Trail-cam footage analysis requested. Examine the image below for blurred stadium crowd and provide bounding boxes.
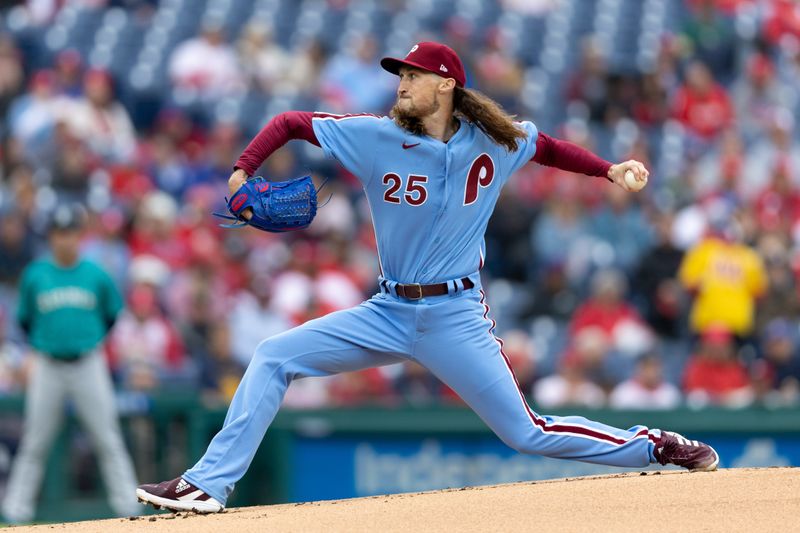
[0,0,799,411]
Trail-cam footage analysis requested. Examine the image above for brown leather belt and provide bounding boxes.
[393,277,474,300]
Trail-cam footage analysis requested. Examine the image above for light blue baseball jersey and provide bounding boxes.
[311,113,538,284]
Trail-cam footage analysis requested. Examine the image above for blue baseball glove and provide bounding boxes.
[214,175,319,233]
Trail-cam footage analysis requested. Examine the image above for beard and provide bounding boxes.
[390,94,440,136]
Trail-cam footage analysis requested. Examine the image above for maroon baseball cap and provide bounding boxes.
[381,41,466,87]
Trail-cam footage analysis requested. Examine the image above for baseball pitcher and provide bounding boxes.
[137,42,718,513]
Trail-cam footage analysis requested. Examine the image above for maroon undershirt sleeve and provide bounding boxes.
[532,132,613,181]
[234,111,320,176]
[235,118,612,181]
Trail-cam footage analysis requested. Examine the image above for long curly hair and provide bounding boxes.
[453,86,527,152]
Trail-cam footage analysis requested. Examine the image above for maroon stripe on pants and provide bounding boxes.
[478,290,648,446]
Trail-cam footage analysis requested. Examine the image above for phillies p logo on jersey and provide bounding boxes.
[463,153,495,205]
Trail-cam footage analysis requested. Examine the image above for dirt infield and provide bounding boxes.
[11,468,800,532]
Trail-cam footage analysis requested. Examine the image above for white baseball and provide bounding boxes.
[624,169,647,192]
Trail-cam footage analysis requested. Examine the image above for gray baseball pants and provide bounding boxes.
[1,351,139,523]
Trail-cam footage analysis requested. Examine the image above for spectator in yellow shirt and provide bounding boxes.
[678,223,767,338]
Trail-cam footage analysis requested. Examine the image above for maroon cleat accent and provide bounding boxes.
[654,431,720,471]
[136,477,223,513]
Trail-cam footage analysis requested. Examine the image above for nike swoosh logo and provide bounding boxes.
[402,142,420,149]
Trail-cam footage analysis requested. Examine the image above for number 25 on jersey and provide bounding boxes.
[383,173,428,205]
[381,153,496,207]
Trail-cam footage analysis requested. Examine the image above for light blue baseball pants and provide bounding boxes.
[184,279,657,504]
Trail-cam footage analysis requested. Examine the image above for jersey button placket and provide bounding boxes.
[436,148,451,240]
[419,149,449,280]
[437,150,450,238]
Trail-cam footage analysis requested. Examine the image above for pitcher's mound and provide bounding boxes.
[14,467,800,532]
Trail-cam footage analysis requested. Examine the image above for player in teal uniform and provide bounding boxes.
[137,42,718,514]
[2,205,139,523]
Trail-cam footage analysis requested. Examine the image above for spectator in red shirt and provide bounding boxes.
[754,159,800,236]
[671,61,734,146]
[763,0,800,46]
[683,324,754,407]
[569,269,654,358]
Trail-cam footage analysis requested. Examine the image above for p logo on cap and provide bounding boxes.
[381,41,466,87]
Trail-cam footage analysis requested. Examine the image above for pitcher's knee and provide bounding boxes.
[502,430,545,455]
[253,339,284,366]
[252,338,299,379]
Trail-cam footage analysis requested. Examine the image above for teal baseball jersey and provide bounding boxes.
[17,258,123,358]
[311,113,538,284]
